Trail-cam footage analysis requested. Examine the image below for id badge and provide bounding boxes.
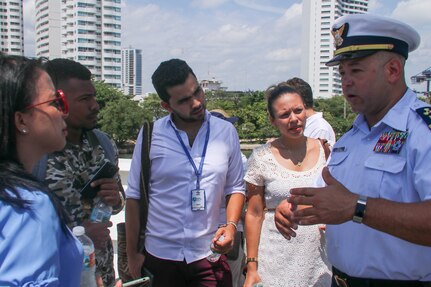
[191,189,206,211]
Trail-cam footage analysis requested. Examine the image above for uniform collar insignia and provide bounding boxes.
[416,107,431,130]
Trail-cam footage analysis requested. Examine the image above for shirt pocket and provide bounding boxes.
[328,151,349,166]
[325,151,352,188]
[364,155,406,199]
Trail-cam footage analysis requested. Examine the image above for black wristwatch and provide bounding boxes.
[352,195,368,224]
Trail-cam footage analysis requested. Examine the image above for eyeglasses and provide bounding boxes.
[25,89,69,115]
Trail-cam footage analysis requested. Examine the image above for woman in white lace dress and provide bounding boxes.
[243,83,331,287]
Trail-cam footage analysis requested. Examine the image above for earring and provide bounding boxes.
[21,128,28,134]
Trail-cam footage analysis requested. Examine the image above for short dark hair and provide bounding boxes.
[265,83,302,118]
[151,58,196,102]
[284,77,313,109]
[44,58,91,88]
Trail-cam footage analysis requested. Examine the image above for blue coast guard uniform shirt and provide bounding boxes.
[326,89,431,280]
[323,13,431,281]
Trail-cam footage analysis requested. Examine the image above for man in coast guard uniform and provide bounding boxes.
[274,14,431,287]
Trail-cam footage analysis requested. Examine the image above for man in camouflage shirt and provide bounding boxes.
[43,59,125,286]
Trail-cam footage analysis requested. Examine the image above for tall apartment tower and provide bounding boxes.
[121,48,142,96]
[300,0,368,98]
[35,0,122,88]
[35,0,61,59]
[0,0,24,56]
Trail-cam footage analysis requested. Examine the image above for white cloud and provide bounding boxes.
[204,24,259,44]
[21,0,304,92]
[20,0,431,95]
[191,0,229,9]
[121,4,189,53]
[266,48,300,61]
[234,0,286,14]
[276,2,302,28]
[367,0,383,12]
[391,0,431,25]
[390,0,431,94]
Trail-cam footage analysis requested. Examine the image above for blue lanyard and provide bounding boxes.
[170,120,210,189]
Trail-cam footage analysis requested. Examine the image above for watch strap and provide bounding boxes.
[352,195,367,223]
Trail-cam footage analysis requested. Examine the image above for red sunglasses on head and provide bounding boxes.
[25,89,69,115]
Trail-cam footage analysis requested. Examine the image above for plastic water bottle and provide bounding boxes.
[73,226,97,287]
[207,235,225,262]
[90,198,112,223]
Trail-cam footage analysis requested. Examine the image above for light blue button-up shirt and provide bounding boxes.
[325,89,431,280]
[126,111,245,263]
[0,188,83,286]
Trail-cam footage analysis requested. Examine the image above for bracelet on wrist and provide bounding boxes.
[112,192,125,213]
[246,257,258,263]
[226,221,238,230]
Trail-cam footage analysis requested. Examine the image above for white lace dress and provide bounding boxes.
[244,142,331,287]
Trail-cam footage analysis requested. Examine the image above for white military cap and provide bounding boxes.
[326,14,420,66]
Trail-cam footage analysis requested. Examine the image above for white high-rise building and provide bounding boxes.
[121,48,142,96]
[35,0,61,59]
[35,0,122,88]
[0,0,24,56]
[301,0,368,98]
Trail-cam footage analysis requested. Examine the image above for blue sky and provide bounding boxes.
[23,0,431,94]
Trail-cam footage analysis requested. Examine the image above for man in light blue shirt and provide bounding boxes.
[125,59,245,287]
[275,14,431,286]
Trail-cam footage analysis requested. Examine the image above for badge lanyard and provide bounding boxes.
[170,121,210,190]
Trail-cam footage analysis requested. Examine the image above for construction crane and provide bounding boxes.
[411,67,431,99]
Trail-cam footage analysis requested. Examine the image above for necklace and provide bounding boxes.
[277,138,307,167]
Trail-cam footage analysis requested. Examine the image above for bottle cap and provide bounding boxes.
[72,226,85,236]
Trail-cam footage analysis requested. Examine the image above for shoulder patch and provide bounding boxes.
[416,107,431,130]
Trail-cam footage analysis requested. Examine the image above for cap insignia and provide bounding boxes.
[332,23,348,47]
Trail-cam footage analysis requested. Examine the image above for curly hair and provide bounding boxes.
[151,58,196,102]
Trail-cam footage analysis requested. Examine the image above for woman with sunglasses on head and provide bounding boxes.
[0,55,83,286]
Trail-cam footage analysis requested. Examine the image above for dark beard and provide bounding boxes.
[173,104,206,123]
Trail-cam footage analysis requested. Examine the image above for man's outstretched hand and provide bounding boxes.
[287,167,358,225]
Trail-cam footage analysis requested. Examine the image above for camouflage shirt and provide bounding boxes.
[45,132,120,287]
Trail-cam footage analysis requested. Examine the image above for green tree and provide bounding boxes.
[94,80,125,109]
[109,88,356,143]
[206,90,277,141]
[206,91,242,111]
[314,95,356,138]
[141,93,169,121]
[98,97,145,144]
